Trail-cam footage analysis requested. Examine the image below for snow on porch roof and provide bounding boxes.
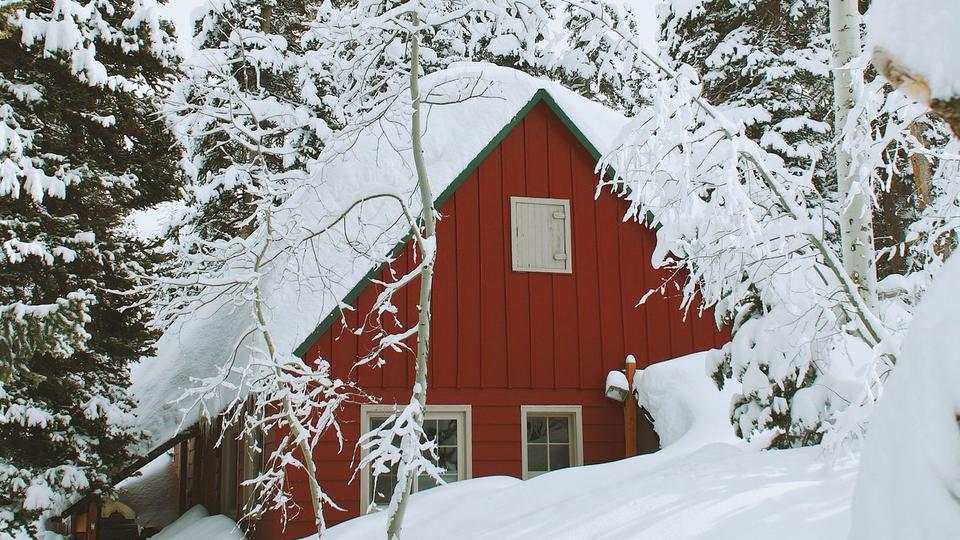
[130,62,630,453]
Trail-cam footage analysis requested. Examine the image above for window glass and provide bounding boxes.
[367,413,463,506]
[525,414,573,477]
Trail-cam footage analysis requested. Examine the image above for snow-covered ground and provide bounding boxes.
[321,445,856,540]
[849,253,960,539]
[315,352,859,540]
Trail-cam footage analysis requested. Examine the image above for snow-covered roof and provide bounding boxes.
[130,63,629,452]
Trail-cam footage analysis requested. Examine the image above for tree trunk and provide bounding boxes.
[254,214,328,537]
[908,122,933,210]
[830,0,878,312]
[385,12,436,540]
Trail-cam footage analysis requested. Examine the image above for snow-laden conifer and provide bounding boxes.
[0,0,180,535]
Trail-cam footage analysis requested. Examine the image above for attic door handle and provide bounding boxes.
[552,210,566,219]
[554,253,568,261]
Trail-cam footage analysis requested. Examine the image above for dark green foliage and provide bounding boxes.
[0,1,181,535]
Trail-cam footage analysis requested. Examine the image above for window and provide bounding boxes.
[520,406,583,479]
[510,197,573,273]
[360,405,472,512]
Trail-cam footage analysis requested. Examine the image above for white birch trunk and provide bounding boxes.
[830,0,879,311]
[386,11,436,539]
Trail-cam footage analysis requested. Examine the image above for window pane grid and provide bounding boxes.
[526,414,572,474]
[368,415,462,505]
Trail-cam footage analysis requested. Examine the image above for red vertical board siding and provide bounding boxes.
[478,146,508,388]
[433,195,459,389]
[524,106,555,389]
[619,216,650,370]
[381,252,408,388]
[641,250,673,367]
[593,184,626,370]
[546,112,580,389]
[690,291,718,353]
[570,144,604,390]
[270,101,731,536]
[501,122,532,389]
[456,170,482,387]
[500,122,533,388]
[403,245,419,388]
[355,280,381,388]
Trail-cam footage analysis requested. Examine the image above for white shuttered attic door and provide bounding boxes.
[510,197,572,273]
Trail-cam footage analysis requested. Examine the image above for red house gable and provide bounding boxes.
[251,95,729,537]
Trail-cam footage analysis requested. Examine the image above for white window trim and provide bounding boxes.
[520,405,584,480]
[510,196,573,274]
[359,404,473,513]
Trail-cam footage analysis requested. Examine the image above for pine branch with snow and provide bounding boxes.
[0,0,181,535]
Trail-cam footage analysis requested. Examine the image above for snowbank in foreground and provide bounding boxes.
[150,505,244,540]
[849,254,960,539]
[320,352,856,540]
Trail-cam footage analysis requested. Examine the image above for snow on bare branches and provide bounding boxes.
[562,0,960,450]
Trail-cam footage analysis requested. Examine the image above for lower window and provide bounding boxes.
[360,405,472,511]
[521,406,583,479]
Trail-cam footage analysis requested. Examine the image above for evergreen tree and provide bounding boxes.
[661,0,833,180]
[0,0,180,535]
[659,0,835,449]
[169,0,328,246]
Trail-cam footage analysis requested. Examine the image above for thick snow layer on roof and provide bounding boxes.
[115,453,179,530]
[867,0,960,100]
[848,253,960,539]
[131,63,629,451]
[321,351,857,540]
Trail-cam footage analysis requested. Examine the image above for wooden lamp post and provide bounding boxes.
[624,355,637,458]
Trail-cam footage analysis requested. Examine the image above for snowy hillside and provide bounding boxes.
[318,353,858,540]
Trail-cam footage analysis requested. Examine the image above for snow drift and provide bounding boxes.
[849,253,960,538]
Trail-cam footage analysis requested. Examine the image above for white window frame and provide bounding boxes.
[520,405,584,480]
[510,196,573,274]
[359,404,472,513]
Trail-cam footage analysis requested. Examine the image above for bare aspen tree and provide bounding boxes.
[385,13,436,538]
[830,0,879,310]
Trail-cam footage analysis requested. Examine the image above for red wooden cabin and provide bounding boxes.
[105,65,728,540]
